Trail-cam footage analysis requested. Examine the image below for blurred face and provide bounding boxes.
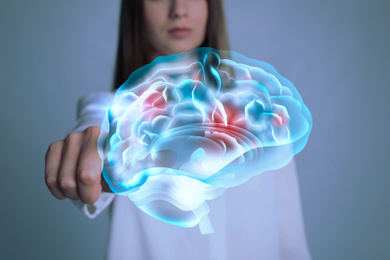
[143,0,208,61]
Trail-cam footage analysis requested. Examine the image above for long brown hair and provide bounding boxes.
[113,0,230,90]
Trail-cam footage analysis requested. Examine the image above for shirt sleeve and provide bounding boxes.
[71,91,115,133]
[275,159,312,260]
[71,91,116,219]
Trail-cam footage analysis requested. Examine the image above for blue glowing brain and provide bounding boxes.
[98,48,312,234]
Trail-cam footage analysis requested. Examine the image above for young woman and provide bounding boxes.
[45,0,311,259]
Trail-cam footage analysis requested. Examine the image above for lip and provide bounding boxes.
[168,27,192,38]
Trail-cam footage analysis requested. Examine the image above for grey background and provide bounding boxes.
[1,0,389,259]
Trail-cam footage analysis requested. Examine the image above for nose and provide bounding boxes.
[169,0,188,19]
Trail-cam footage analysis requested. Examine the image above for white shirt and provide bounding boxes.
[73,92,312,260]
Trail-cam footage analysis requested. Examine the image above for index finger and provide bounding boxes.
[76,127,103,204]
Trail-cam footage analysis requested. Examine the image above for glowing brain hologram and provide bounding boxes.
[98,48,312,234]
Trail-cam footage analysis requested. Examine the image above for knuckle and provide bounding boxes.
[77,168,99,185]
[59,179,77,192]
[45,140,62,160]
[64,132,81,145]
[45,176,57,189]
[83,126,100,138]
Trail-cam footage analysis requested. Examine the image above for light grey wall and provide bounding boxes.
[1,0,389,259]
[225,1,390,259]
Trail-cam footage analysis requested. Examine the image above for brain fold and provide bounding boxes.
[98,47,312,234]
